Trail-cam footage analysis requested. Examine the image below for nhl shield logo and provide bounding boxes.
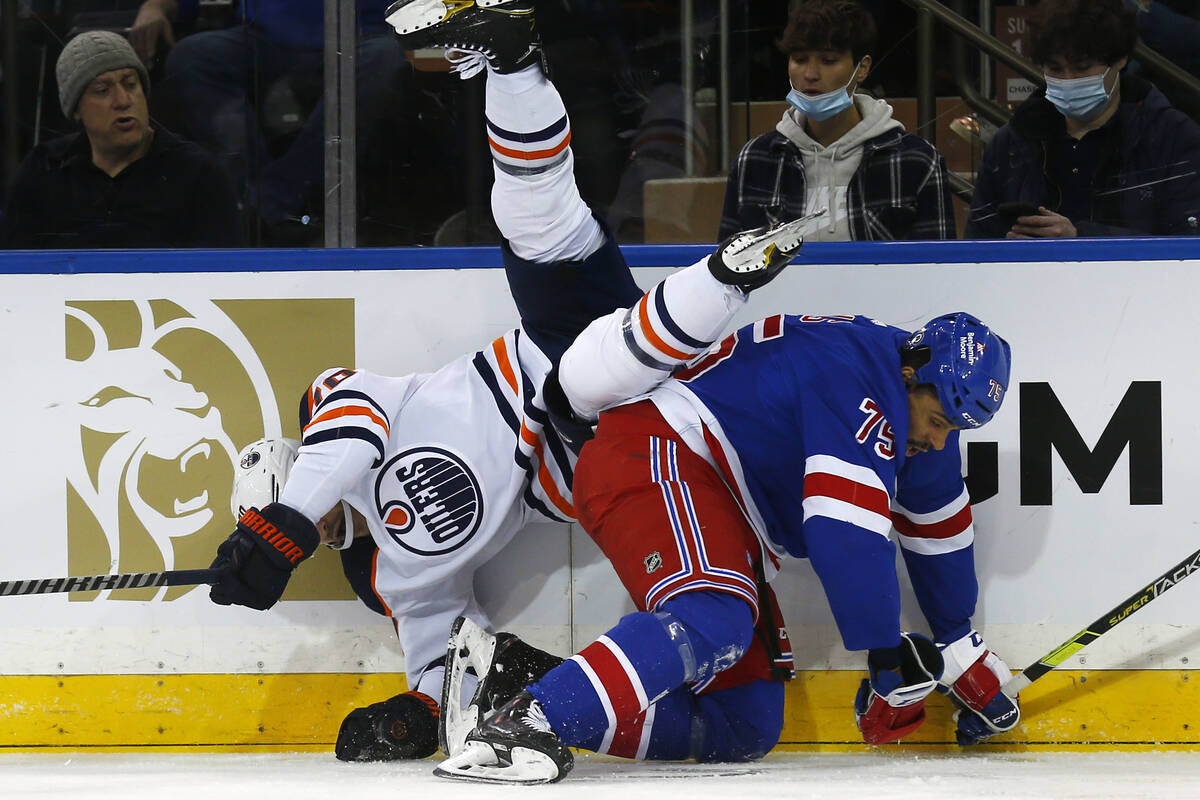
[644,551,663,574]
[375,445,484,556]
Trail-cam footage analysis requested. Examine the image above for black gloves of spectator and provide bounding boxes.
[209,503,320,610]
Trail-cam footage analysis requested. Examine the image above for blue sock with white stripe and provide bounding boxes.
[527,592,754,748]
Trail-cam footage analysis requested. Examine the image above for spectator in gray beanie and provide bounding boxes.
[57,31,151,118]
[0,31,242,247]
[55,31,154,175]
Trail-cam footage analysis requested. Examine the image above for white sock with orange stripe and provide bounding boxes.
[558,258,747,419]
[486,64,605,263]
[624,259,747,372]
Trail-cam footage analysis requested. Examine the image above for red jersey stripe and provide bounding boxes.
[892,503,974,540]
[577,640,642,721]
[606,710,649,758]
[803,472,891,517]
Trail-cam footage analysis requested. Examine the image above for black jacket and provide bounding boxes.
[965,74,1200,238]
[1,126,242,249]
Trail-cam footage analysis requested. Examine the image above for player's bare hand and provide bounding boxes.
[1006,207,1077,239]
[130,0,176,66]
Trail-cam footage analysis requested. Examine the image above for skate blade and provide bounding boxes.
[440,616,497,757]
[432,740,563,785]
[385,0,520,36]
[748,211,823,256]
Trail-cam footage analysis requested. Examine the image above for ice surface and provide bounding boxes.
[3,750,1199,800]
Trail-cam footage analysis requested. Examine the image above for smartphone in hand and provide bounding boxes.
[997,201,1040,226]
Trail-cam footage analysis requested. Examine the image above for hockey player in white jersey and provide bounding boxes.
[209,0,808,764]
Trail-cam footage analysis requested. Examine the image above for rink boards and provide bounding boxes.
[1,238,1199,749]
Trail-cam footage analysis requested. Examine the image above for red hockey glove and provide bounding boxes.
[854,632,944,745]
[937,629,1021,746]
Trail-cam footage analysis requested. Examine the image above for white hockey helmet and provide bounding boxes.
[229,437,357,550]
[230,437,300,520]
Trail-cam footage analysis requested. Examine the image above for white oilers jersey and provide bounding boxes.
[278,328,576,681]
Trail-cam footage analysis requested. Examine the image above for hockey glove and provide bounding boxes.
[209,504,319,611]
[854,632,944,745]
[937,629,1021,746]
[707,216,807,293]
[335,691,440,761]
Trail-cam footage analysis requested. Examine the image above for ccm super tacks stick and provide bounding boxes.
[1003,545,1200,696]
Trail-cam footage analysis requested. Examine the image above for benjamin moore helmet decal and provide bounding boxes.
[375,446,484,556]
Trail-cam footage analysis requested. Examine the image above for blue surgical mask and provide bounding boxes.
[1044,68,1115,121]
[786,62,861,122]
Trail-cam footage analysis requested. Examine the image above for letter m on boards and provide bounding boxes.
[1019,382,1162,505]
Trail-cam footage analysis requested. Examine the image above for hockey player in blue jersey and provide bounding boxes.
[436,307,1019,784]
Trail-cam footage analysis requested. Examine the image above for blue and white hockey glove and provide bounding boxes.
[854,632,944,745]
[937,629,1021,746]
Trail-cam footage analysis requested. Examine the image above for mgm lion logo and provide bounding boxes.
[62,298,355,601]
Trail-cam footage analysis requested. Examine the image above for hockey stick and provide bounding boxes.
[1003,545,1200,697]
[0,567,226,597]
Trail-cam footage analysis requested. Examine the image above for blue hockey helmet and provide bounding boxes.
[901,313,1012,429]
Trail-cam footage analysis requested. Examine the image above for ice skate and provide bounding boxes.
[439,615,564,757]
[385,0,544,75]
[433,690,573,784]
[708,212,820,293]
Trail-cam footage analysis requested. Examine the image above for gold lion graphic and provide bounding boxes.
[63,299,283,600]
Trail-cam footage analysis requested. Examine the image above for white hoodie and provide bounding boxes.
[776,94,905,240]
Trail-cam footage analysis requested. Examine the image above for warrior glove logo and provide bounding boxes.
[375,446,484,556]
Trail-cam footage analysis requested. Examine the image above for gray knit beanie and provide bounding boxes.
[56,31,150,117]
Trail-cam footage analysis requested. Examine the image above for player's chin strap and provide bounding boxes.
[325,500,357,550]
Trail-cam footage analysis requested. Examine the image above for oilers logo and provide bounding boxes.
[375,446,484,556]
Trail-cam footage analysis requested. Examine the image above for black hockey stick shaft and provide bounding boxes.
[0,567,226,597]
[1003,545,1200,696]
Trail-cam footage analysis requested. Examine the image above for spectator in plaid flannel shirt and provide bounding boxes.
[719,0,955,241]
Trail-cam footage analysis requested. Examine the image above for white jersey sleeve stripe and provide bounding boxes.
[802,495,894,537]
[897,526,975,555]
[892,486,970,524]
[804,453,888,492]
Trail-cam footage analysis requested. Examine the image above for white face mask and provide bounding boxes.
[786,60,862,122]
[1044,68,1115,121]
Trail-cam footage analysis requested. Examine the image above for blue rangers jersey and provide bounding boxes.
[648,314,978,651]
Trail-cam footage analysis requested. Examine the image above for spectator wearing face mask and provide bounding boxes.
[719,0,955,242]
[965,0,1200,238]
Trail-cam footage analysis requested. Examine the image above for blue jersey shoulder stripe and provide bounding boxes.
[518,368,575,489]
[471,351,521,436]
[320,389,389,422]
[302,427,385,468]
[518,456,571,524]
